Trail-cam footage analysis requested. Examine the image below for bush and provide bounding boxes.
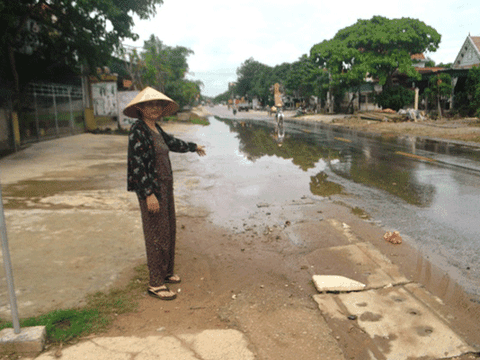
[374,86,414,111]
[455,66,480,117]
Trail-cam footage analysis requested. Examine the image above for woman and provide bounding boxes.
[124,87,206,300]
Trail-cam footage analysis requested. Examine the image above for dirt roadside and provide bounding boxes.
[298,111,480,145]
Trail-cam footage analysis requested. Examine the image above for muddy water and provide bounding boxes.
[190,115,480,297]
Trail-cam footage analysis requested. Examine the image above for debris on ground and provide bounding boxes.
[383,231,403,244]
[356,109,426,122]
[398,108,426,121]
[357,111,405,122]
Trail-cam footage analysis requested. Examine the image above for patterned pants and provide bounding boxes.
[137,179,176,287]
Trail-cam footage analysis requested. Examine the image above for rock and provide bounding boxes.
[383,231,402,244]
[256,203,270,208]
[312,275,366,293]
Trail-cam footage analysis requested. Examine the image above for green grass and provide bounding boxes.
[351,206,371,220]
[189,117,210,126]
[164,114,210,126]
[0,264,149,344]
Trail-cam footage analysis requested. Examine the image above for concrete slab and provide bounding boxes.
[0,326,46,356]
[179,329,255,360]
[34,330,255,360]
[282,219,352,249]
[313,275,366,293]
[327,219,359,243]
[313,286,474,360]
[306,242,409,289]
[0,209,145,318]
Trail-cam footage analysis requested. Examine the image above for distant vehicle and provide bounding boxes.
[237,102,252,112]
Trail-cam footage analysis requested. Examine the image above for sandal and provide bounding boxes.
[165,275,181,284]
[148,285,177,300]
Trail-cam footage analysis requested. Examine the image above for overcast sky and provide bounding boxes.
[123,0,479,98]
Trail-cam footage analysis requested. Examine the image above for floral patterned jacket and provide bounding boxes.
[127,119,197,199]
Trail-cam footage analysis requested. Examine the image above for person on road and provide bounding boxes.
[124,87,206,300]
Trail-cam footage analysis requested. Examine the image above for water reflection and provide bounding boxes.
[330,152,435,207]
[198,115,480,295]
[218,118,340,171]
[274,120,285,147]
[216,117,435,206]
[310,172,344,197]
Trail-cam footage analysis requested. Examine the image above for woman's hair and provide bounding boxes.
[135,107,143,120]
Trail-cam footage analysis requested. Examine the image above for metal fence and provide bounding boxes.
[19,83,85,144]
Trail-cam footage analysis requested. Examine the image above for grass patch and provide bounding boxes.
[351,206,371,219]
[0,264,149,345]
[164,114,210,126]
[189,117,210,126]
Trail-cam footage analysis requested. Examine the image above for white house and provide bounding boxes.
[453,35,480,69]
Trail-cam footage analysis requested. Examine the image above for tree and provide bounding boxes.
[124,48,146,90]
[424,73,452,119]
[311,16,441,101]
[235,58,269,98]
[142,35,193,93]
[213,90,232,104]
[455,66,480,117]
[286,54,325,102]
[310,36,365,92]
[0,0,163,106]
[374,86,415,111]
[271,62,291,87]
[130,35,201,109]
[437,62,453,69]
[253,66,274,105]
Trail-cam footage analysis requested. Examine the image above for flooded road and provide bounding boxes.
[191,107,480,296]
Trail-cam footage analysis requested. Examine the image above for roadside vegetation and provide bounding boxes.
[164,113,210,126]
[351,207,371,220]
[119,35,205,110]
[0,265,149,345]
[215,16,480,119]
[2,0,208,115]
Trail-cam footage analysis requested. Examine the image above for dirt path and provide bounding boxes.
[297,112,480,145]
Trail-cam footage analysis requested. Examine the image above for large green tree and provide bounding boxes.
[235,58,269,98]
[311,16,441,91]
[0,0,162,104]
[286,54,325,100]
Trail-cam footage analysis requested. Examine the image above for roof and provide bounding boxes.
[411,53,426,61]
[471,36,480,52]
[415,67,446,74]
[453,35,480,69]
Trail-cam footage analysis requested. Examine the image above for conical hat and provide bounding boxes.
[123,86,179,118]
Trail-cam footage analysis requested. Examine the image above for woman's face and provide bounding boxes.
[137,101,164,120]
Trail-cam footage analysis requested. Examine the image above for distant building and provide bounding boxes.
[453,35,480,69]
[411,53,428,68]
